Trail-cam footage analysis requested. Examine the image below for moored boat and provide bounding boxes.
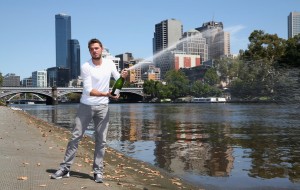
[191,97,226,103]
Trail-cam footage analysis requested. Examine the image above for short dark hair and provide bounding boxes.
[88,38,103,49]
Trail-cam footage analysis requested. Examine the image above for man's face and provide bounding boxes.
[89,43,102,60]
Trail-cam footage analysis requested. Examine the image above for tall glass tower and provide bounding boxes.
[288,12,300,38]
[55,13,71,68]
[69,39,81,80]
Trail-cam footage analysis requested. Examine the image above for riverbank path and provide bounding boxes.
[0,106,200,190]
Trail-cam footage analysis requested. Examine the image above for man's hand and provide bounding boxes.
[107,90,120,99]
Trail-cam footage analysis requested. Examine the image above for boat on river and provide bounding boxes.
[191,97,226,103]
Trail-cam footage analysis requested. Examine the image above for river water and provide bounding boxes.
[11,103,300,190]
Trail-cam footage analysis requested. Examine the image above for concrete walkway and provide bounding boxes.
[0,106,201,190]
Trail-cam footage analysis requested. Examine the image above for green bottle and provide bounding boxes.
[111,77,125,96]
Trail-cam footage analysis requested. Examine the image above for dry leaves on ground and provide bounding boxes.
[17,176,28,180]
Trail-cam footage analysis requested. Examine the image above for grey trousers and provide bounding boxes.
[59,103,109,176]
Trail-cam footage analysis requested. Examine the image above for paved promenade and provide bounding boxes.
[0,106,201,190]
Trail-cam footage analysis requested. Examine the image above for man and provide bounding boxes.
[51,38,128,183]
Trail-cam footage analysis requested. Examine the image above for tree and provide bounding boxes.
[229,60,279,99]
[242,30,286,64]
[203,68,220,86]
[281,34,300,67]
[164,70,190,100]
[191,80,222,97]
[66,93,81,102]
[190,80,203,96]
[143,80,160,99]
[229,30,286,99]
[156,82,172,100]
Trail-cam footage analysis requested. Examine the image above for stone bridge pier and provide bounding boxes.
[45,87,58,105]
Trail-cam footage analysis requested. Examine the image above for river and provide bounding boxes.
[10,103,300,190]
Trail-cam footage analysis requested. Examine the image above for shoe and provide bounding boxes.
[51,169,70,179]
[94,174,103,183]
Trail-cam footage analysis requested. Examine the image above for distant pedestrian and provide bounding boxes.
[51,38,128,183]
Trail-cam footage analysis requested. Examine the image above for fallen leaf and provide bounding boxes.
[117,182,123,185]
[150,184,161,187]
[39,184,47,187]
[172,181,182,186]
[17,176,28,180]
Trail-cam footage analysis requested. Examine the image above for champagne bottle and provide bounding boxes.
[111,76,125,96]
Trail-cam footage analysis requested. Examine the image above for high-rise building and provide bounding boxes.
[153,19,183,79]
[288,12,300,38]
[153,19,183,54]
[47,67,70,87]
[3,73,20,87]
[196,21,231,60]
[22,77,32,87]
[32,71,47,87]
[55,13,71,68]
[177,29,208,63]
[69,39,80,80]
[55,13,81,83]
[115,52,134,71]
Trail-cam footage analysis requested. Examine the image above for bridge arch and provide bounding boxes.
[1,87,144,104]
[7,93,46,101]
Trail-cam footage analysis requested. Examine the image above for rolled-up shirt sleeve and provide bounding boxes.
[81,64,93,96]
[111,64,120,80]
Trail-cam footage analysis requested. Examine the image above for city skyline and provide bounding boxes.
[0,0,299,79]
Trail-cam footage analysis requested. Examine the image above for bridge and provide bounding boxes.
[0,87,144,105]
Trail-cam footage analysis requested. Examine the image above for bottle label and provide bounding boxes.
[114,89,120,95]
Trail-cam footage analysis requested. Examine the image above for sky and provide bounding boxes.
[0,0,299,79]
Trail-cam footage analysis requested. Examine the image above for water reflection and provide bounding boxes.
[13,103,300,189]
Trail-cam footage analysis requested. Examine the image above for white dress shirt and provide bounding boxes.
[80,58,120,105]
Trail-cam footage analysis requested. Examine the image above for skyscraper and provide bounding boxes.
[153,19,183,54]
[55,13,71,68]
[196,21,231,60]
[69,39,80,80]
[153,19,183,79]
[288,12,300,38]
